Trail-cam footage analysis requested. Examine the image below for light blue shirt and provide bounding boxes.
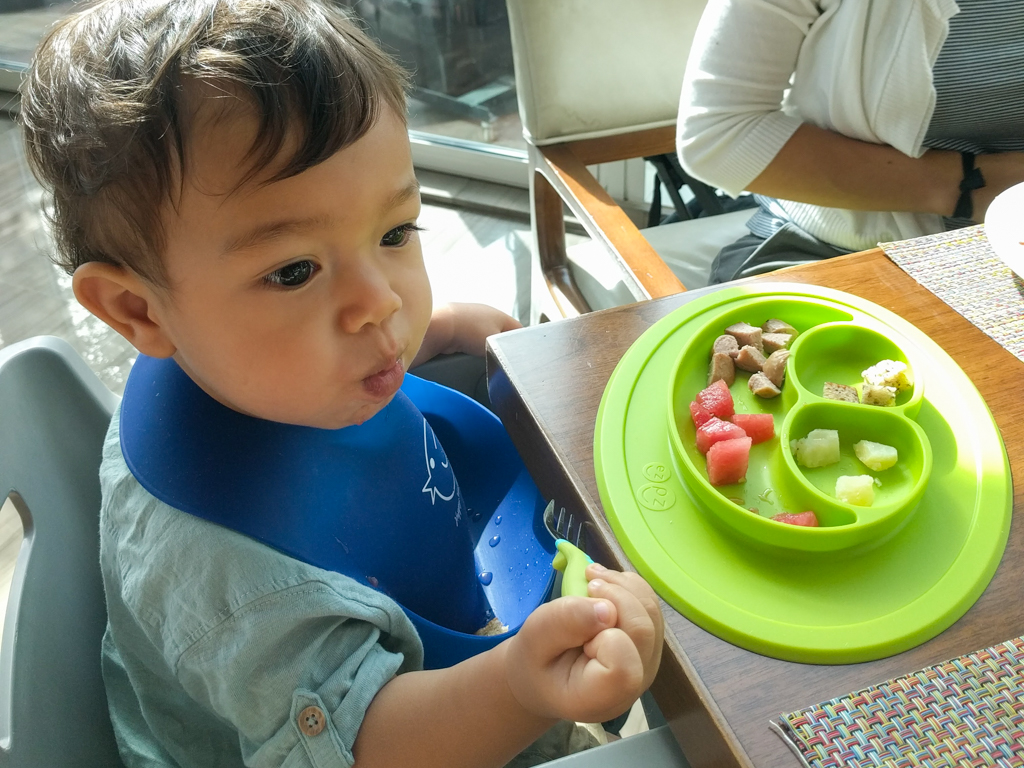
[98,408,424,767]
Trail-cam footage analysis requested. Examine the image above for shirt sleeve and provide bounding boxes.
[676,0,822,197]
[174,579,421,768]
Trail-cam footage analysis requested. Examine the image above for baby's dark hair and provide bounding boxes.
[20,0,408,285]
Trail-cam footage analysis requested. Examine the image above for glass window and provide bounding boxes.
[340,0,525,151]
[0,1,528,184]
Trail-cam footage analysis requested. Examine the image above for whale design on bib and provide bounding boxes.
[422,420,458,506]
[119,355,554,668]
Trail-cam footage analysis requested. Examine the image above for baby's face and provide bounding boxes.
[149,106,431,429]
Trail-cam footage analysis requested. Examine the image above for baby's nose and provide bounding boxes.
[334,264,402,333]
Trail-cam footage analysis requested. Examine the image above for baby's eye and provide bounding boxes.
[380,223,423,248]
[263,259,318,288]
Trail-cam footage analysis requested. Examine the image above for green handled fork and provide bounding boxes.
[542,500,593,598]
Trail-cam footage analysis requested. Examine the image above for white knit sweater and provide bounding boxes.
[677,0,960,252]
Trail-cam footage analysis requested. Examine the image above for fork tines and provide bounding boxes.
[553,506,587,552]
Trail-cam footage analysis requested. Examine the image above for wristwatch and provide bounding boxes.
[953,152,986,219]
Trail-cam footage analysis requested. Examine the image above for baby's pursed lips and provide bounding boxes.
[363,344,403,380]
[367,357,401,379]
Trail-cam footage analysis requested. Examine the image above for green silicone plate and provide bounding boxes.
[594,284,1012,664]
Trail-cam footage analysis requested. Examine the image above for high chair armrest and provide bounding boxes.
[531,126,687,317]
[542,725,691,767]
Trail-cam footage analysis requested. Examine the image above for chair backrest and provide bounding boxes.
[0,337,123,768]
[507,0,708,145]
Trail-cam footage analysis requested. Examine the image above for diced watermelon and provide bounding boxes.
[731,413,775,444]
[696,417,748,455]
[771,511,819,527]
[695,379,734,420]
[706,436,752,486]
[689,401,714,428]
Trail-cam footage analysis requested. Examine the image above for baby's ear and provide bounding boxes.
[72,262,177,358]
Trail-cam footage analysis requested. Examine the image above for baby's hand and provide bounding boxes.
[504,565,664,724]
[444,302,521,357]
[413,303,521,366]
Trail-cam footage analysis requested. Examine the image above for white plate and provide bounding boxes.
[984,181,1024,277]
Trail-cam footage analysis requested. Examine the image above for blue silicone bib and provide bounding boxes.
[120,355,554,668]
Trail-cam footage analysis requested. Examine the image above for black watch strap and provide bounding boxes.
[953,151,986,219]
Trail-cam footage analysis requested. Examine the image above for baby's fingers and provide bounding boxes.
[572,627,645,720]
[586,576,662,682]
[586,565,662,624]
[519,595,618,664]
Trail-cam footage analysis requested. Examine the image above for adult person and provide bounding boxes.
[677,0,1024,283]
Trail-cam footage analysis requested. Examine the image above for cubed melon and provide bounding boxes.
[695,379,735,420]
[771,511,819,527]
[854,440,898,471]
[696,417,748,455]
[706,436,752,486]
[731,413,775,444]
[836,475,875,506]
[790,429,840,468]
[689,400,714,428]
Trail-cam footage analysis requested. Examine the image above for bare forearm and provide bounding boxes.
[411,303,521,367]
[353,642,555,768]
[412,304,457,367]
[747,123,961,216]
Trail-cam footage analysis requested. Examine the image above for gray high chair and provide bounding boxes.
[0,336,123,768]
[0,336,689,768]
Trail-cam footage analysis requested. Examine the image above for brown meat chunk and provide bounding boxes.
[712,334,740,358]
[708,351,736,386]
[763,349,790,388]
[823,381,859,403]
[762,318,798,337]
[725,322,763,353]
[734,345,767,373]
[748,372,781,398]
[763,333,793,354]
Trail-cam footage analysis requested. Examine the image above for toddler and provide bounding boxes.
[20,1,664,766]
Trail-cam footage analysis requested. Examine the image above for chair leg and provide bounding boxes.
[646,155,693,222]
[667,154,725,217]
[648,178,663,228]
[646,154,727,221]
[531,167,591,319]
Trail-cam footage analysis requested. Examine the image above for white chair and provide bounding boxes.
[506,0,753,320]
[0,336,123,768]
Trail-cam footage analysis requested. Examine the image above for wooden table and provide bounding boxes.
[485,248,1024,768]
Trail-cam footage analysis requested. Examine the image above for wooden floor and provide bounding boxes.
[0,115,585,640]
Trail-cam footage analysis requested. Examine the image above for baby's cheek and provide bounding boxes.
[408,293,433,354]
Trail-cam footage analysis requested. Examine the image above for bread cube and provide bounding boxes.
[823,381,859,403]
[835,475,875,506]
[854,440,898,471]
[790,429,840,468]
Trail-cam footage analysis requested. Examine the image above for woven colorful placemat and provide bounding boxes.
[772,635,1024,767]
[879,225,1024,363]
